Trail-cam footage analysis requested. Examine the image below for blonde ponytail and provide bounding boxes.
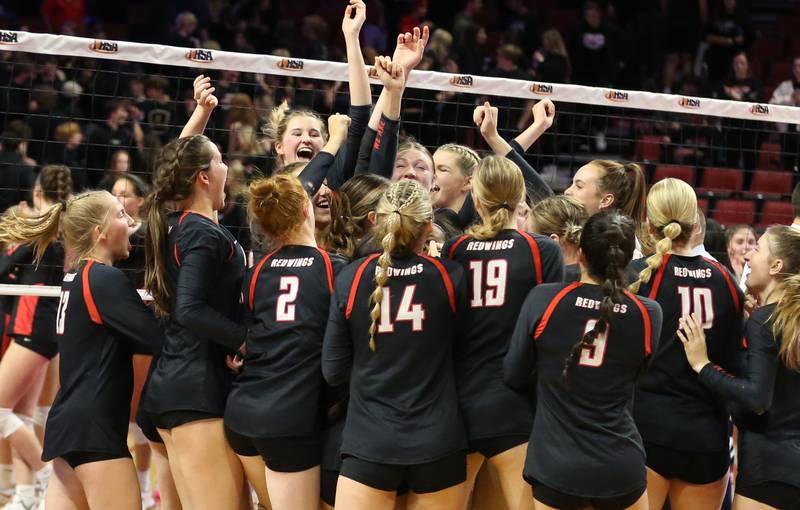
[763,226,800,371]
[368,180,433,351]
[0,203,64,263]
[469,156,524,241]
[629,178,697,293]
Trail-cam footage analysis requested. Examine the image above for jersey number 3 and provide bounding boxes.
[469,260,508,308]
[56,290,69,335]
[578,319,609,368]
[377,285,425,333]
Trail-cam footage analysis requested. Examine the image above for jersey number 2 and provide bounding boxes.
[677,286,714,328]
[56,290,69,335]
[469,260,508,308]
[276,276,299,322]
[578,319,609,367]
[377,285,425,333]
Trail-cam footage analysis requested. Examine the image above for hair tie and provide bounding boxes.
[498,203,512,211]
[666,219,682,226]
[393,209,402,215]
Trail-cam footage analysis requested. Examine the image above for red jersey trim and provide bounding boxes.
[704,257,741,312]
[534,281,582,340]
[317,248,335,294]
[647,253,672,300]
[11,285,43,336]
[624,290,652,355]
[248,249,279,311]
[173,211,192,267]
[420,254,456,313]
[517,230,543,284]
[346,254,380,319]
[742,336,748,349]
[447,234,471,260]
[83,260,102,325]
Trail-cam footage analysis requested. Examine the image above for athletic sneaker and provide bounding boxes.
[1,495,38,510]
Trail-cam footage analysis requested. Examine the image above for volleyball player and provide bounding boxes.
[443,156,562,510]
[629,178,744,510]
[142,105,251,510]
[529,196,588,282]
[430,144,478,213]
[678,225,800,510]
[224,173,345,510]
[322,179,468,509]
[323,174,390,260]
[505,210,663,510]
[0,189,163,509]
[0,165,72,509]
[263,0,372,233]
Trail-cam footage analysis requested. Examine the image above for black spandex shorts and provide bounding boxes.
[645,442,730,485]
[224,426,320,472]
[339,452,465,494]
[61,451,131,469]
[14,335,57,360]
[468,435,528,459]
[736,480,800,510]
[135,407,163,444]
[531,478,645,510]
[150,409,219,431]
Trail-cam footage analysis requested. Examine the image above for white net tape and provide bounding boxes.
[1,29,799,124]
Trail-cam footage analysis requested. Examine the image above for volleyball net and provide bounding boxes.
[0,30,799,295]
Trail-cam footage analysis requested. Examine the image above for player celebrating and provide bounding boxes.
[629,178,744,510]
[444,155,563,510]
[505,210,662,510]
[679,225,800,509]
[323,179,468,509]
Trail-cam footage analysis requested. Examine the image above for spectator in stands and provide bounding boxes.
[490,44,527,130]
[453,23,488,75]
[41,0,86,35]
[228,0,277,53]
[452,0,482,51]
[297,15,330,61]
[719,52,762,171]
[661,0,707,93]
[726,224,756,280]
[528,29,571,84]
[570,1,617,86]
[426,29,454,71]
[0,123,35,212]
[792,182,800,230]
[167,11,200,47]
[85,100,142,186]
[47,121,87,190]
[703,0,751,85]
[770,56,800,172]
[500,0,540,56]
[97,149,130,191]
[35,58,66,91]
[140,77,174,144]
[0,59,35,116]
[705,218,729,266]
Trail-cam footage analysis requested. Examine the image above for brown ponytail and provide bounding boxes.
[324,174,390,259]
[144,135,215,316]
[39,165,73,204]
[562,210,636,384]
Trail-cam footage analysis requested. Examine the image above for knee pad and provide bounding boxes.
[0,409,24,438]
[33,406,50,428]
[129,422,148,446]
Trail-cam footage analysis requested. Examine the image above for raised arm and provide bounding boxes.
[514,99,556,152]
[342,0,371,108]
[179,75,219,138]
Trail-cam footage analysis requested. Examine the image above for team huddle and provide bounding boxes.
[0,1,797,510]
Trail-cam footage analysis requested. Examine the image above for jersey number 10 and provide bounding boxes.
[677,286,714,328]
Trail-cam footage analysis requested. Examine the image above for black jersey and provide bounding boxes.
[322,253,468,464]
[144,211,247,418]
[631,254,744,453]
[563,263,581,283]
[225,245,345,438]
[8,243,64,342]
[444,229,563,442]
[505,282,662,498]
[115,223,146,289]
[42,260,163,461]
[698,303,800,488]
